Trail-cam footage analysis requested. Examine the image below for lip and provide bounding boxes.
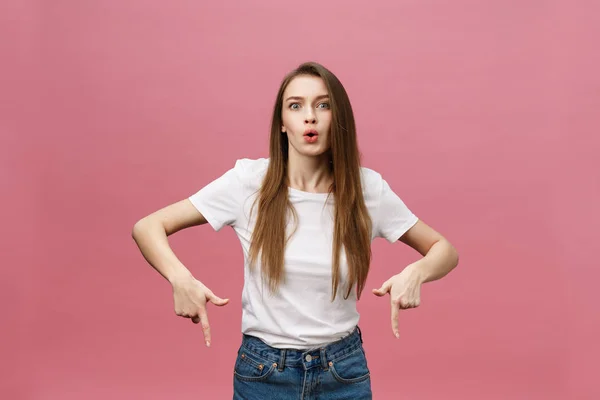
[303,129,319,144]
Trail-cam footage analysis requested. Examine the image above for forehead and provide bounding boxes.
[283,75,328,98]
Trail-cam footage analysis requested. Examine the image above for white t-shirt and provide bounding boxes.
[188,158,418,349]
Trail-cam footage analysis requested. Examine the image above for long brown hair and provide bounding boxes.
[248,61,372,301]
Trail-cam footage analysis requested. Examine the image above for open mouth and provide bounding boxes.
[304,130,319,143]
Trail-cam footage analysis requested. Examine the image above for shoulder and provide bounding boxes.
[360,166,385,197]
[231,157,269,188]
[233,157,269,175]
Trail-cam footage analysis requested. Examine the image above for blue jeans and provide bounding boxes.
[232,326,372,399]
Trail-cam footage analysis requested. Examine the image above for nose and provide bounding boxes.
[304,110,317,124]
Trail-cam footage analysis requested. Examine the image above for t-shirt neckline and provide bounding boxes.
[287,186,332,199]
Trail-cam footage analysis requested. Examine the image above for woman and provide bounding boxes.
[132,61,459,399]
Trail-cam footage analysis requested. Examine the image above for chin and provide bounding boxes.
[289,139,330,158]
[301,148,329,158]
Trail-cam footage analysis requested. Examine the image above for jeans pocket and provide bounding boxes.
[329,348,371,384]
[233,349,277,382]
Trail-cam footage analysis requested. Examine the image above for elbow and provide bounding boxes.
[439,238,459,270]
[132,217,150,241]
[131,220,141,241]
[132,216,167,241]
[450,243,460,269]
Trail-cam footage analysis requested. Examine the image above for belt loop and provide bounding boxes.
[278,349,286,372]
[356,325,363,343]
[320,347,328,370]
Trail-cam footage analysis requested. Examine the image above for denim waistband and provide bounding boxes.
[239,326,364,372]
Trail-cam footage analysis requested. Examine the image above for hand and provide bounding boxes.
[172,277,229,347]
[372,263,423,338]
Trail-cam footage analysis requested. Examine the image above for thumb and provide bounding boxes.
[372,280,391,297]
[208,294,230,306]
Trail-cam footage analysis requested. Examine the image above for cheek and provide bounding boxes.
[321,115,332,131]
[281,113,295,130]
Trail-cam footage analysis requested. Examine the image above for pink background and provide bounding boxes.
[2,1,598,399]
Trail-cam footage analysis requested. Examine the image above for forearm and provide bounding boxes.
[411,238,459,284]
[131,218,194,285]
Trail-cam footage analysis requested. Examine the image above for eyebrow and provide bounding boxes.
[284,94,330,102]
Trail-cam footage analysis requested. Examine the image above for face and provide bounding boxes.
[281,75,332,159]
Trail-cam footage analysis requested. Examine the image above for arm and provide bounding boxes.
[131,199,206,285]
[373,219,459,338]
[398,219,459,284]
[131,199,228,347]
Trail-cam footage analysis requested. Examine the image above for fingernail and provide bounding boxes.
[395,333,399,339]
[206,341,210,347]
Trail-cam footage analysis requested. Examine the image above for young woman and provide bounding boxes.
[132,61,459,399]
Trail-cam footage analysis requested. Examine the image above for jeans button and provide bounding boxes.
[305,354,312,362]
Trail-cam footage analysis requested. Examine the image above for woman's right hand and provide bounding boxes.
[171,277,229,347]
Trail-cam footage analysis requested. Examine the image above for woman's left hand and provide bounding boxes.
[372,263,424,338]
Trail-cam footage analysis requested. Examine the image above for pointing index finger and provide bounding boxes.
[197,305,211,347]
[391,300,399,338]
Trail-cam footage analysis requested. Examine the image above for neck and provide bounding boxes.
[287,151,332,194]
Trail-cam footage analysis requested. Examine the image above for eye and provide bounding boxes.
[289,103,300,110]
[318,102,330,109]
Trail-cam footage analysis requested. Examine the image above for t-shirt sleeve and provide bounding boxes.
[373,178,419,243]
[188,160,246,232]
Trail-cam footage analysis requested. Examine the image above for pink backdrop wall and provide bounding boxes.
[2,1,598,399]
